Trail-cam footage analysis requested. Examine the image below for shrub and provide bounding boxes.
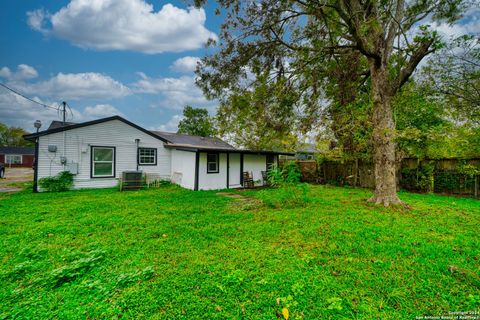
[39,171,74,192]
[417,161,435,193]
[258,161,310,208]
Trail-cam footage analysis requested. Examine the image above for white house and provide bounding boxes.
[24,116,292,192]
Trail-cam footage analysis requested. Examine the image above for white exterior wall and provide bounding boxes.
[197,152,228,190]
[170,150,196,189]
[244,154,267,186]
[197,152,272,190]
[37,119,170,190]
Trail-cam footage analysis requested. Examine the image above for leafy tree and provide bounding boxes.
[193,0,470,206]
[216,74,301,150]
[177,106,216,137]
[422,35,480,124]
[0,122,33,147]
[394,82,449,159]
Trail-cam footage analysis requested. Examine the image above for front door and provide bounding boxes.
[228,153,241,187]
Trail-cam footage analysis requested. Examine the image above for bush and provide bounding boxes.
[258,161,310,208]
[39,171,74,192]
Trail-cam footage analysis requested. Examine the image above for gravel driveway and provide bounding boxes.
[0,167,33,193]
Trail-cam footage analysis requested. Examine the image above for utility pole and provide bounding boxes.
[62,101,67,124]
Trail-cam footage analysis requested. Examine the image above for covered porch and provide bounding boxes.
[166,145,293,190]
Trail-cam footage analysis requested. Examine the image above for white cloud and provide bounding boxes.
[0,64,38,81]
[26,9,50,33]
[156,114,183,132]
[15,72,131,100]
[0,91,64,130]
[432,8,480,39]
[170,56,200,73]
[27,0,217,54]
[83,104,124,119]
[0,88,127,130]
[132,73,217,111]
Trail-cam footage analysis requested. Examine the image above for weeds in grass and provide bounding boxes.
[0,185,478,318]
[48,250,105,288]
[259,162,311,208]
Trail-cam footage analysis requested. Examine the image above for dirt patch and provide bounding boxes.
[216,191,262,212]
[0,167,33,193]
[216,192,252,200]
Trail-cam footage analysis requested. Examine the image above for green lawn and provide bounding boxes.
[0,185,479,319]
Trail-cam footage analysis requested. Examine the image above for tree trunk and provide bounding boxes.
[368,64,403,206]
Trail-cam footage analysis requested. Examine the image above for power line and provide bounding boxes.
[0,82,59,110]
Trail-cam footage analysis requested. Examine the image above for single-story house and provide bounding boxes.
[24,116,292,192]
[0,146,35,167]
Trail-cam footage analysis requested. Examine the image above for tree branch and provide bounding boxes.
[393,38,435,93]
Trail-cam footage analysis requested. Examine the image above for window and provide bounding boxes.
[138,148,157,165]
[207,153,219,173]
[5,154,22,164]
[91,147,115,178]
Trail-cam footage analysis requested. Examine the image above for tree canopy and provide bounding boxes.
[193,0,472,205]
[0,123,33,147]
[177,105,216,137]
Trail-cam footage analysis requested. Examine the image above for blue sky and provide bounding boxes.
[0,1,478,134]
[0,0,223,132]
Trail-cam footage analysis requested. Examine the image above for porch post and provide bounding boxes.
[194,151,199,191]
[33,137,39,193]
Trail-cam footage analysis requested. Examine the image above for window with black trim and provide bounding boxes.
[91,146,115,178]
[138,148,157,165]
[207,153,219,173]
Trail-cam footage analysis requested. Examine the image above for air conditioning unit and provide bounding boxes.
[121,171,143,191]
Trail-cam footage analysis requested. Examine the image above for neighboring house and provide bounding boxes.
[24,116,292,192]
[296,144,319,160]
[280,144,319,161]
[0,146,35,167]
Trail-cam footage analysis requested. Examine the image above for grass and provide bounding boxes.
[0,185,479,319]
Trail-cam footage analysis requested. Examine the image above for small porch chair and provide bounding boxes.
[242,171,254,188]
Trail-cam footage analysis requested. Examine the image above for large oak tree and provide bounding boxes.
[193,0,471,206]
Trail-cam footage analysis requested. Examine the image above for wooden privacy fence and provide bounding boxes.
[283,158,480,198]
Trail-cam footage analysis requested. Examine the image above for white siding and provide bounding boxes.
[244,154,267,186]
[170,150,196,189]
[198,152,228,190]
[37,119,170,190]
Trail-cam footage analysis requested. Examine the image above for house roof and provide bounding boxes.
[163,144,294,155]
[47,120,76,130]
[0,146,35,155]
[23,115,294,155]
[151,131,236,151]
[23,116,169,143]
